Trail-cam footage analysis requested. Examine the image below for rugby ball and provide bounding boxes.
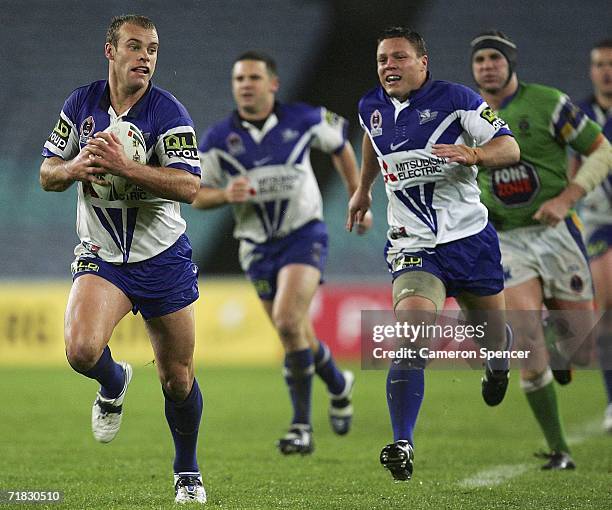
[91,121,146,200]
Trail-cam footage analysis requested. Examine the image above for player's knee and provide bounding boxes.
[520,367,553,391]
[161,372,192,401]
[65,342,102,372]
[273,314,301,343]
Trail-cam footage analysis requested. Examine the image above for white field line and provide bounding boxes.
[457,419,601,488]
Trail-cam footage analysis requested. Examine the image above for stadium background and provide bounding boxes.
[1,0,608,366]
[1,2,611,508]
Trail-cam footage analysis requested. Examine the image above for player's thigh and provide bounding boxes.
[65,274,132,351]
[273,263,320,323]
[392,270,445,314]
[145,304,196,386]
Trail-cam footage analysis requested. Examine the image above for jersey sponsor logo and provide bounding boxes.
[518,115,531,136]
[71,259,100,276]
[391,254,423,272]
[163,131,198,160]
[81,241,100,254]
[386,157,446,182]
[370,109,383,137]
[390,138,411,150]
[417,109,438,125]
[479,107,507,130]
[389,226,408,239]
[253,279,272,297]
[381,160,398,183]
[48,117,71,150]
[226,132,245,156]
[79,116,95,145]
[253,155,272,166]
[491,161,540,207]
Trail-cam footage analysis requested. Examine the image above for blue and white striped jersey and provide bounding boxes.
[358,76,512,250]
[42,80,200,264]
[577,96,612,228]
[198,102,347,243]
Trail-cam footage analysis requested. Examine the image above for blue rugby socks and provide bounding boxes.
[284,349,315,425]
[164,378,203,474]
[72,345,125,399]
[386,358,425,444]
[313,339,346,395]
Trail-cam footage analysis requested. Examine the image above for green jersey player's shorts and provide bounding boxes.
[498,213,593,301]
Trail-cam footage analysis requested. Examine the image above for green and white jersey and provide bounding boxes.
[477,82,601,231]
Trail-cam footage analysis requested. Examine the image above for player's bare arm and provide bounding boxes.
[431,134,520,167]
[192,177,251,209]
[86,131,200,203]
[534,134,611,226]
[346,134,379,232]
[40,151,109,192]
[332,142,373,235]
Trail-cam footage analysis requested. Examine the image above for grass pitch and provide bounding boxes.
[1,365,611,509]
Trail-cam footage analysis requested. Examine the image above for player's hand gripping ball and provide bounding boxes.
[91,121,146,200]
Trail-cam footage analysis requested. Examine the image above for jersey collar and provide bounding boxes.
[499,81,522,110]
[98,81,152,119]
[231,101,283,130]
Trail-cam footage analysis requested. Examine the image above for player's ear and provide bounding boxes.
[270,76,280,94]
[105,42,115,61]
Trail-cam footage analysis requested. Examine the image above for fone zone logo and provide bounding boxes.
[491,161,540,206]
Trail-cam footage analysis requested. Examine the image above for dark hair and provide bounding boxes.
[377,27,427,57]
[592,38,612,50]
[106,15,156,48]
[234,50,277,76]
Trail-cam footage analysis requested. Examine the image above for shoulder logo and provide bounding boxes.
[226,132,245,156]
[370,109,383,137]
[324,110,342,126]
[417,109,438,125]
[163,131,198,160]
[480,107,507,130]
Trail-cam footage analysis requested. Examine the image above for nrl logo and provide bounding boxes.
[417,109,438,125]
[79,116,95,145]
[370,109,383,137]
[226,132,245,156]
